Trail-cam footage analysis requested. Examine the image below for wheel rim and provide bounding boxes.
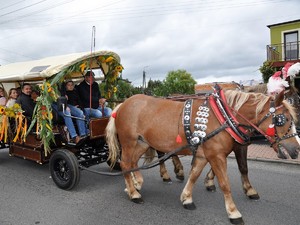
[53,159,71,182]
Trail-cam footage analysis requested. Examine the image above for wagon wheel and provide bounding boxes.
[49,149,80,190]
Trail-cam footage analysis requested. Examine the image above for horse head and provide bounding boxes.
[284,86,300,129]
[258,91,300,159]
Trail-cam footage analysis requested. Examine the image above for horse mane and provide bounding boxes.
[225,90,270,117]
[225,90,298,122]
[244,83,267,94]
[282,100,298,122]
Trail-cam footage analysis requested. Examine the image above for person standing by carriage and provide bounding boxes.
[77,70,111,120]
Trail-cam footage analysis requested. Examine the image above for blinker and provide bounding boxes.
[274,114,286,127]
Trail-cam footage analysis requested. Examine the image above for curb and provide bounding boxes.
[228,155,300,165]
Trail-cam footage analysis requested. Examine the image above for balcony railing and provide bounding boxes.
[267,41,300,62]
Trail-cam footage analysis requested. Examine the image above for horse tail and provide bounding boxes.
[144,147,156,164]
[106,103,122,166]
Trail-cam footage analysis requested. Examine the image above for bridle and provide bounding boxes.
[234,99,298,147]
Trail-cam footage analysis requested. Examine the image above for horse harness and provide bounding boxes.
[182,84,298,157]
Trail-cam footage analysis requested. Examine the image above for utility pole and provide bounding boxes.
[142,66,149,90]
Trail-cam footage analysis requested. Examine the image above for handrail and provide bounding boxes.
[267,41,300,61]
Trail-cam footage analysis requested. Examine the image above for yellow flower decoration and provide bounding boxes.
[113,87,118,93]
[79,62,87,73]
[0,106,5,114]
[105,56,114,63]
[115,65,123,72]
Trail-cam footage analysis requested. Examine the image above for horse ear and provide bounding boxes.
[274,90,285,107]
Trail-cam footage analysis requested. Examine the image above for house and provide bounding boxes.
[267,19,300,68]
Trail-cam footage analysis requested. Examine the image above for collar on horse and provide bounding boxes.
[209,85,250,144]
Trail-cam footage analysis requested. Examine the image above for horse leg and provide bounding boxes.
[180,156,208,210]
[209,156,244,225]
[233,144,260,200]
[121,142,148,204]
[172,155,184,181]
[157,151,172,182]
[130,170,144,191]
[204,168,216,192]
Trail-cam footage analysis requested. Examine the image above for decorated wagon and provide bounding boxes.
[0,50,123,190]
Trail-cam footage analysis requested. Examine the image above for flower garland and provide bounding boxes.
[27,82,58,156]
[0,103,26,143]
[27,54,123,155]
[97,55,123,99]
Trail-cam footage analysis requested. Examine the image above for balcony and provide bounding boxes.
[266,41,300,67]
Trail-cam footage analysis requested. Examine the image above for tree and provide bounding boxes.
[160,69,196,96]
[145,79,164,96]
[259,61,276,83]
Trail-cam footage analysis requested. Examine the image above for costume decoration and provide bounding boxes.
[267,62,300,95]
[266,124,275,136]
[183,99,209,146]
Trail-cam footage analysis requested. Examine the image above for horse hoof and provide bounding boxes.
[163,178,172,183]
[183,202,196,210]
[176,175,184,181]
[229,217,244,225]
[131,198,144,204]
[206,185,216,192]
[248,194,260,200]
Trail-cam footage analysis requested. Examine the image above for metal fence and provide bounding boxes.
[267,41,300,61]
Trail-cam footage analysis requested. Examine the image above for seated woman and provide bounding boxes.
[64,80,88,137]
[52,102,85,145]
[6,88,19,108]
[0,87,7,106]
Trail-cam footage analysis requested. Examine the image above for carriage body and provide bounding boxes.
[0,51,122,190]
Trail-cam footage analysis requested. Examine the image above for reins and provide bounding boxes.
[78,144,191,176]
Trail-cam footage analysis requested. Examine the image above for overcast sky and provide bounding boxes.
[0,0,299,86]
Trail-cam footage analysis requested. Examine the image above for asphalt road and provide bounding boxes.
[0,148,299,225]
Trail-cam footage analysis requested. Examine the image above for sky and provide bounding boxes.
[0,0,299,86]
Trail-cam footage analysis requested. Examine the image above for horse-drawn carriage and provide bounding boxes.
[0,50,123,190]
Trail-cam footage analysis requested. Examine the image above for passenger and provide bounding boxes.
[64,80,87,138]
[16,83,35,119]
[31,90,40,102]
[77,70,111,120]
[0,87,7,106]
[98,98,112,117]
[6,88,19,108]
[52,102,85,145]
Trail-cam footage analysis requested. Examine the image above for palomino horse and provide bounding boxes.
[204,83,300,197]
[106,90,300,224]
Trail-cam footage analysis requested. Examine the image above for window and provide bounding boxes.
[284,31,298,60]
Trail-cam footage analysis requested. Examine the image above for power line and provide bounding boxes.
[0,0,27,11]
[0,0,49,18]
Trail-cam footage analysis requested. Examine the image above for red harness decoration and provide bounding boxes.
[209,89,249,144]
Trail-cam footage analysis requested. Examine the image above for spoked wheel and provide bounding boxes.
[49,149,80,190]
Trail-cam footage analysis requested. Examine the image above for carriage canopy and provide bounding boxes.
[0,50,121,83]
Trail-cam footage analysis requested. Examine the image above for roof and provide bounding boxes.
[0,50,120,83]
[267,19,300,28]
